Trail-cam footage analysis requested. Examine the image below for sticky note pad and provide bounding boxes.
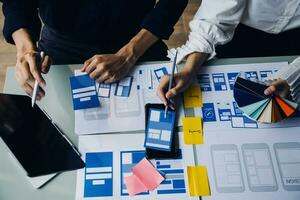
[125,174,148,196]
[187,166,211,196]
[184,85,203,108]
[115,76,133,97]
[182,117,203,144]
[144,108,176,151]
[125,158,165,196]
[69,74,100,110]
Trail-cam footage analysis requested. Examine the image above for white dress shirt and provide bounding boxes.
[171,0,300,62]
[170,0,300,106]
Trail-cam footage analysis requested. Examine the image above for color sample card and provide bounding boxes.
[182,117,203,144]
[70,74,100,110]
[124,158,165,196]
[187,166,211,196]
[234,76,298,123]
[115,76,133,97]
[144,108,176,151]
[184,85,203,108]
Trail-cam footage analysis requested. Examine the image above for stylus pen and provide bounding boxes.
[164,50,178,118]
[31,51,45,107]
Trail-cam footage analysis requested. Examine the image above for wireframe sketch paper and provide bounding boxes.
[192,62,300,132]
[74,63,184,134]
[196,127,300,200]
[75,132,196,200]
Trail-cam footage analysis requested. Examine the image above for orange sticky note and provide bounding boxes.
[182,117,203,144]
[184,85,203,108]
[187,166,211,196]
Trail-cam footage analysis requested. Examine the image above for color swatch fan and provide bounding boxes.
[234,76,298,123]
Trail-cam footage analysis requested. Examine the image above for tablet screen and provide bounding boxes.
[0,94,85,177]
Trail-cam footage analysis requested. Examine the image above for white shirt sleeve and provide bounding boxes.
[169,0,247,63]
[267,57,300,105]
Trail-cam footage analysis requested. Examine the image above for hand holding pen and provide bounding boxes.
[163,50,178,118]
[15,49,51,104]
[31,51,46,107]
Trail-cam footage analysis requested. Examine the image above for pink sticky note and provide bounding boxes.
[132,158,165,191]
[125,174,148,196]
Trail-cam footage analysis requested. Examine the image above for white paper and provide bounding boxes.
[75,132,196,200]
[74,63,184,134]
[193,62,300,131]
[196,127,300,200]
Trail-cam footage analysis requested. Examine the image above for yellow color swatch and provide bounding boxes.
[183,85,203,108]
[182,117,203,144]
[187,166,211,196]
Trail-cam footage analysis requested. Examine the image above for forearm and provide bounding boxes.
[12,28,37,56]
[117,29,158,63]
[182,52,208,74]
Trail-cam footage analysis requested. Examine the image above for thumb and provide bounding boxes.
[166,83,183,99]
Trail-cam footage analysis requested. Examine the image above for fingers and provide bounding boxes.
[41,55,51,74]
[82,57,93,72]
[156,76,170,106]
[264,79,286,95]
[26,53,46,87]
[264,85,276,95]
[85,58,100,74]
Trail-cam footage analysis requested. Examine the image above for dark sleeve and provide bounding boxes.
[1,0,41,44]
[141,0,188,40]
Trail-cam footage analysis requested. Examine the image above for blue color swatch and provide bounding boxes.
[144,108,175,151]
[70,74,100,110]
[202,103,217,122]
[84,152,113,198]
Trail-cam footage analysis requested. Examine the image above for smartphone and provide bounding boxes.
[144,103,180,159]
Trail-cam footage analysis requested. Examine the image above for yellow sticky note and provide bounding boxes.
[187,166,211,196]
[182,117,203,144]
[183,85,203,108]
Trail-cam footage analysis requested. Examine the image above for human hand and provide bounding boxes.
[81,47,138,84]
[156,52,207,109]
[157,70,194,109]
[15,50,51,100]
[12,28,51,100]
[264,79,290,97]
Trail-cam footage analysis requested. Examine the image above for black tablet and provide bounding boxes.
[0,93,85,177]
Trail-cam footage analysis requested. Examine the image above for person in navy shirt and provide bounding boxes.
[1,0,187,99]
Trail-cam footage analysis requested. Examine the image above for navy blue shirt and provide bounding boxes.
[1,0,187,53]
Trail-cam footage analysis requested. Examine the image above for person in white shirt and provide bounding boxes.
[157,0,300,109]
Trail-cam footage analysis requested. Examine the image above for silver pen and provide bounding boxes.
[164,50,178,118]
[31,51,45,107]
